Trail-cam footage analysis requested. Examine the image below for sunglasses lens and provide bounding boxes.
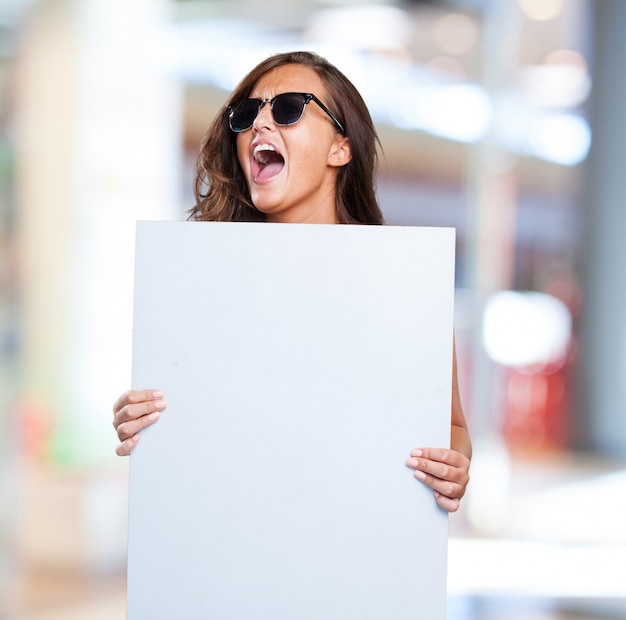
[229,99,260,132]
[272,93,307,126]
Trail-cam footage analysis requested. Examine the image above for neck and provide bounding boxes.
[266,205,339,225]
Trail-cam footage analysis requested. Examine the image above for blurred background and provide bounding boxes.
[0,0,625,618]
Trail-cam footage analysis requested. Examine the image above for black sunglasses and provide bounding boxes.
[228,92,345,135]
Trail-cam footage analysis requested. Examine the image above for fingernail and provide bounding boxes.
[154,400,168,410]
[148,411,160,421]
[152,390,164,398]
[415,470,426,480]
[412,449,423,457]
[406,458,418,467]
[132,434,140,442]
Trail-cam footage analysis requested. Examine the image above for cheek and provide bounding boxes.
[293,139,332,174]
[291,121,329,155]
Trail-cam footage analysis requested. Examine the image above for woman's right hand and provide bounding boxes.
[112,389,167,456]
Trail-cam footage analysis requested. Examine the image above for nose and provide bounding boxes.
[252,98,274,131]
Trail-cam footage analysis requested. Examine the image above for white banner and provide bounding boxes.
[127,221,456,619]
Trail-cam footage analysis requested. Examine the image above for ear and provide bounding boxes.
[327,136,352,168]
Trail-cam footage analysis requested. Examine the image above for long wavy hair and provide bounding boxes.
[189,51,383,225]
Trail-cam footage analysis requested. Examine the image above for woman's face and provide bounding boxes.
[236,64,351,224]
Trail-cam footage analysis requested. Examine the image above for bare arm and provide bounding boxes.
[450,342,472,460]
[405,339,471,512]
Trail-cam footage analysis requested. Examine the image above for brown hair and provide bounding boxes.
[189,51,383,225]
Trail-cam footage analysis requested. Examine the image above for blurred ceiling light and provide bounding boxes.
[303,4,411,51]
[483,290,572,368]
[520,63,591,107]
[518,0,565,22]
[498,97,592,165]
[528,112,591,166]
[519,49,591,108]
[394,83,491,143]
[433,12,478,55]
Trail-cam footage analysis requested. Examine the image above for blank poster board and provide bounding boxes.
[127,221,456,619]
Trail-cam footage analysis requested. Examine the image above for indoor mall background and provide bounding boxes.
[0,0,624,618]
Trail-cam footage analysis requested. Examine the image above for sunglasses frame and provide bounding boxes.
[228,92,345,135]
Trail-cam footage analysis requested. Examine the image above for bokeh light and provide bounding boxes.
[482,291,572,368]
[518,0,565,22]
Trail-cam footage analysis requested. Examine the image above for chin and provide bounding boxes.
[250,196,284,219]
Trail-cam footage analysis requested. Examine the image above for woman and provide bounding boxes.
[112,51,471,513]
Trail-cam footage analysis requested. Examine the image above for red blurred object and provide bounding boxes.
[16,396,54,463]
[501,338,577,453]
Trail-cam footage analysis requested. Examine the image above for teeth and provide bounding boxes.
[253,143,276,164]
[254,144,275,154]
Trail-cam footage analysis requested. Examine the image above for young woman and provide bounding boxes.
[112,51,471,513]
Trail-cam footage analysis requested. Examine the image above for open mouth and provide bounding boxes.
[252,143,285,183]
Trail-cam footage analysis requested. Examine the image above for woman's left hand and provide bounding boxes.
[405,447,470,513]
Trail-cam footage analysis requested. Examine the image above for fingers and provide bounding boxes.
[116,434,140,457]
[410,447,469,468]
[434,491,460,513]
[112,389,167,447]
[113,389,164,418]
[405,447,470,513]
[407,448,470,490]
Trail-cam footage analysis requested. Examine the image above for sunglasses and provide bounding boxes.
[228,92,345,135]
